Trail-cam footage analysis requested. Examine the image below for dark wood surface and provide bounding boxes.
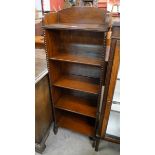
[53,75,100,94]
[58,7,106,24]
[35,75,52,143]
[55,94,97,118]
[56,110,95,136]
[35,48,52,153]
[43,7,108,140]
[43,7,108,28]
[50,53,102,66]
[43,23,108,32]
[103,134,120,144]
[45,30,105,59]
[43,12,58,25]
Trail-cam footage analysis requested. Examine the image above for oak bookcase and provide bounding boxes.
[43,7,109,151]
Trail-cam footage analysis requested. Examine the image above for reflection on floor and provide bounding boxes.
[112,78,120,112]
[106,111,120,137]
[113,80,120,103]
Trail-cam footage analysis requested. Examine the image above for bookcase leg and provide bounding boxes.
[92,140,96,148]
[53,123,58,135]
[35,126,51,153]
[35,143,46,153]
[95,137,100,152]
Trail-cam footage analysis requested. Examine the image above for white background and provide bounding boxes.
[0,0,155,155]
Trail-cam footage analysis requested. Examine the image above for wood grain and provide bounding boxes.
[55,94,97,118]
[43,12,58,25]
[43,7,108,140]
[43,23,108,32]
[50,53,102,66]
[53,75,100,94]
[58,7,106,24]
[103,134,120,144]
[56,110,95,136]
[35,75,52,143]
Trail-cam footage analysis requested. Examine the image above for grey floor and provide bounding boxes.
[36,111,120,155]
[36,129,119,155]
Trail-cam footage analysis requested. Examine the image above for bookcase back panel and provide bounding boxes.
[62,44,103,58]
[52,87,98,112]
[46,30,104,59]
[58,7,105,24]
[56,109,96,126]
[49,61,101,82]
[59,30,104,45]
[61,62,101,78]
[55,109,96,136]
[61,88,98,106]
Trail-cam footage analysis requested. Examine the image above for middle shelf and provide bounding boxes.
[53,75,100,94]
[55,94,97,118]
[50,53,102,66]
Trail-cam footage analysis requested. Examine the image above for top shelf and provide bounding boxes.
[42,23,109,32]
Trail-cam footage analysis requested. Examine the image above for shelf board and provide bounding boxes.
[53,75,99,94]
[57,111,95,136]
[43,23,108,32]
[50,53,102,66]
[55,94,97,118]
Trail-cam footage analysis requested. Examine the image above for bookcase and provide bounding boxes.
[43,7,109,149]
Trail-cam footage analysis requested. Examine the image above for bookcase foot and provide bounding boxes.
[95,137,100,152]
[92,140,96,148]
[53,123,58,135]
[35,143,46,153]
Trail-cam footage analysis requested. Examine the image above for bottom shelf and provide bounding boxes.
[56,110,95,136]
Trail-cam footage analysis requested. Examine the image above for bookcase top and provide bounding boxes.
[43,7,108,32]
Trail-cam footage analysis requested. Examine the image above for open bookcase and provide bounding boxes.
[43,7,109,149]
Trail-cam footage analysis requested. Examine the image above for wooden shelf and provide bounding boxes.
[43,23,108,32]
[53,75,99,94]
[55,94,97,118]
[56,110,95,136]
[50,53,102,66]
